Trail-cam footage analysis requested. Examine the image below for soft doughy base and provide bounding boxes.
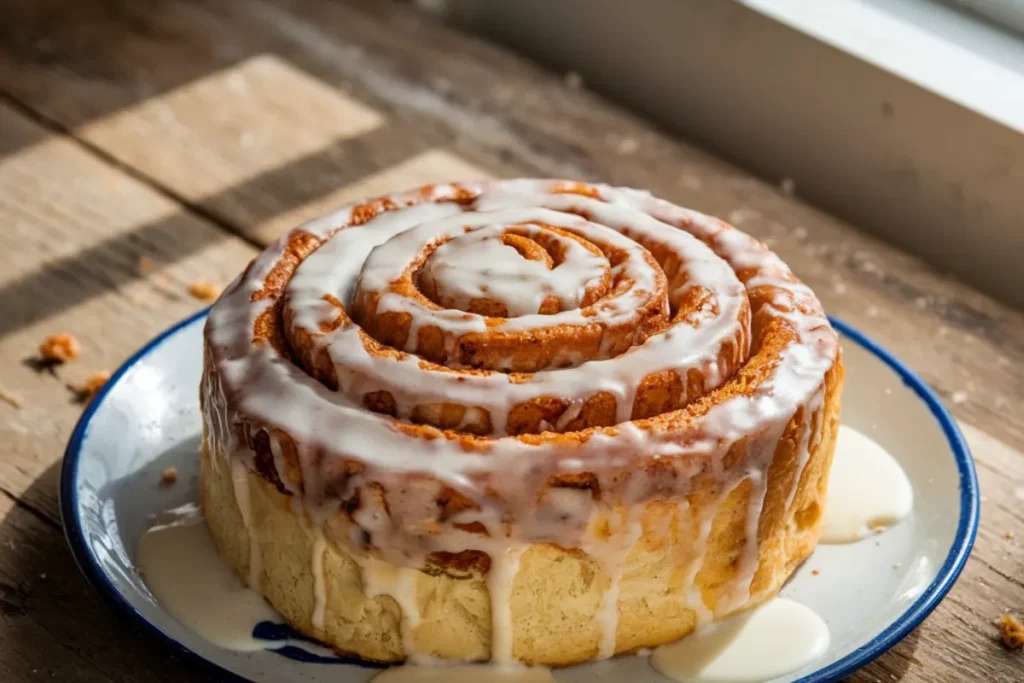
[200,364,842,667]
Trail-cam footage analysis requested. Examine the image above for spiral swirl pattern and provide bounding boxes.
[201,179,843,666]
[204,179,838,528]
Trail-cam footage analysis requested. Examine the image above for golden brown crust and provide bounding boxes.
[201,359,842,666]
[200,179,844,665]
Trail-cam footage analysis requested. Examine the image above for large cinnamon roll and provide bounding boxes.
[200,179,843,666]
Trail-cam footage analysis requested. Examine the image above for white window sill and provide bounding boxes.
[449,0,1024,309]
[742,0,1024,134]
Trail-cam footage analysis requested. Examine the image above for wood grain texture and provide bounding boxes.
[0,0,1019,681]
[0,102,257,520]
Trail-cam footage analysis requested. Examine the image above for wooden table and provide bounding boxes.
[0,1,1021,680]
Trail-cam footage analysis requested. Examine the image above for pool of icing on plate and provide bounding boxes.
[650,598,830,683]
[820,425,913,544]
[137,504,277,651]
[137,424,912,681]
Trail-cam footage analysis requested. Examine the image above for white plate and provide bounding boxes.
[60,311,979,683]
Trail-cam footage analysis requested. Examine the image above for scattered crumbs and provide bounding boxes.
[884,387,892,395]
[1005,531,1016,540]
[866,305,879,318]
[617,137,639,155]
[792,226,808,240]
[779,177,796,195]
[39,333,80,364]
[161,466,179,486]
[832,282,848,296]
[951,390,969,405]
[997,615,1024,650]
[0,388,23,409]
[137,256,154,273]
[915,296,929,308]
[39,573,46,579]
[189,279,221,302]
[564,70,583,89]
[810,569,820,576]
[239,130,257,148]
[74,371,111,402]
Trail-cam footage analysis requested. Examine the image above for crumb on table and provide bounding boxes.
[997,615,1024,650]
[39,333,80,363]
[161,466,178,486]
[810,569,820,576]
[1005,531,1016,540]
[0,388,23,409]
[189,279,220,302]
[137,256,154,273]
[75,371,111,401]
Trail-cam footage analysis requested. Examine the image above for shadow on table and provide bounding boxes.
[0,460,219,682]
[0,0,472,342]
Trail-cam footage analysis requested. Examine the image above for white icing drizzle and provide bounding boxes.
[821,425,913,543]
[419,223,607,316]
[285,193,748,433]
[201,179,841,663]
[651,598,830,682]
[487,546,526,663]
[137,504,279,651]
[311,524,328,632]
[784,385,826,515]
[583,513,643,659]
[681,499,721,625]
[229,458,261,589]
[358,556,423,658]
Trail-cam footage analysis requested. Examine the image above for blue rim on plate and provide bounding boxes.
[59,310,980,683]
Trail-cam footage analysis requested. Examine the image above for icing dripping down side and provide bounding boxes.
[311,524,328,631]
[358,557,423,659]
[230,458,261,589]
[488,546,526,663]
[583,514,643,659]
[137,505,278,651]
[650,598,830,683]
[821,425,913,544]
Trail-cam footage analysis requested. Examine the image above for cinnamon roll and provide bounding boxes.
[200,179,843,666]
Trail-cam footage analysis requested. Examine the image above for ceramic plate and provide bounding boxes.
[60,310,979,683]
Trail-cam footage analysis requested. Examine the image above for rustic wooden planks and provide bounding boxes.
[0,0,1020,681]
[0,103,252,681]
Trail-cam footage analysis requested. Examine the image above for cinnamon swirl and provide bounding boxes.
[200,179,843,666]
